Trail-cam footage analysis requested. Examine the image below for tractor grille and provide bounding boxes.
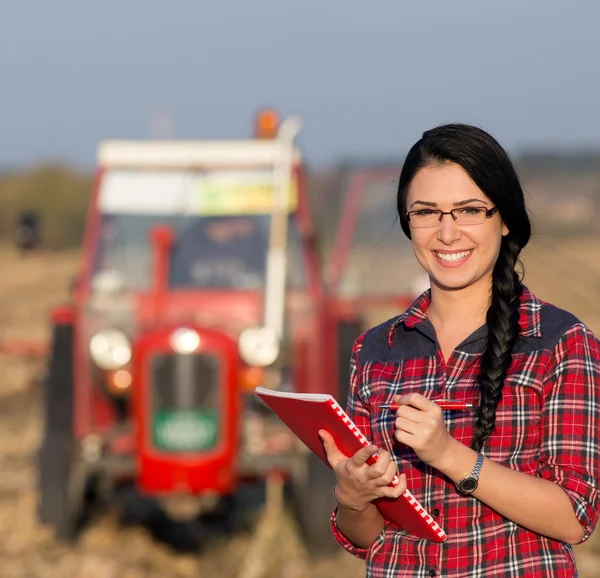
[150,353,221,452]
[151,353,220,412]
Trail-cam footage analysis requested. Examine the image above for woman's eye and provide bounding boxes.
[457,207,484,216]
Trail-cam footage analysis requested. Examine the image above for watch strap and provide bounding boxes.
[458,453,484,493]
[471,452,484,479]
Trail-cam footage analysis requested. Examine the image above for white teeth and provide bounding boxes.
[435,250,471,262]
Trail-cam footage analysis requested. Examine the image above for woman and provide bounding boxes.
[319,124,600,577]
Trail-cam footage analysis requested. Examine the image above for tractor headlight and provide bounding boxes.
[89,329,132,370]
[170,328,201,354]
[238,326,280,367]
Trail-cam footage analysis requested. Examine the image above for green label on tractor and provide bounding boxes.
[153,409,218,452]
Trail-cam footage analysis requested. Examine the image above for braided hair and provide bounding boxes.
[397,124,531,452]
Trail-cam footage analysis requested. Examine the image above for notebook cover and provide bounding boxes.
[255,387,447,542]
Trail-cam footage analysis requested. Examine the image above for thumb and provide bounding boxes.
[318,429,345,468]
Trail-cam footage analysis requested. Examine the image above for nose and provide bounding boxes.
[437,213,462,245]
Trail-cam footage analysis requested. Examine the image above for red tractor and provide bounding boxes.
[35,112,419,552]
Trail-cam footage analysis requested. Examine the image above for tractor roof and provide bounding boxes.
[97,139,302,169]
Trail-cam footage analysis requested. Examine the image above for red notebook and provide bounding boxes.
[254,386,447,543]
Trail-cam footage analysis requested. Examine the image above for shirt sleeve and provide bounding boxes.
[329,331,384,558]
[537,322,600,541]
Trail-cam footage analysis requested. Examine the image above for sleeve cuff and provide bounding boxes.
[538,465,599,538]
[329,506,374,559]
[562,486,596,539]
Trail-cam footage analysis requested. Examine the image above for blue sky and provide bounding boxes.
[1,0,599,169]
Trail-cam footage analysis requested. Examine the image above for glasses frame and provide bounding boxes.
[406,206,499,228]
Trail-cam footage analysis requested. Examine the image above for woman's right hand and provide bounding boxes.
[319,429,407,513]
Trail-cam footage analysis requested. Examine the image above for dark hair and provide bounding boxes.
[397,123,532,452]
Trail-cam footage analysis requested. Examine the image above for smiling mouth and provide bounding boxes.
[434,250,473,263]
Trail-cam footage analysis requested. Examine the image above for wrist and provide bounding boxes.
[338,500,378,517]
[430,436,473,476]
[334,485,372,514]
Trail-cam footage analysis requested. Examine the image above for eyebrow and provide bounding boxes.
[409,198,489,208]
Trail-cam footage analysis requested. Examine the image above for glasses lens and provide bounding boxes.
[409,210,440,228]
[453,208,487,225]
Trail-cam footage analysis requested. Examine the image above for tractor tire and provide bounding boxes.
[37,319,82,538]
[294,452,339,556]
[38,435,92,541]
[41,320,74,435]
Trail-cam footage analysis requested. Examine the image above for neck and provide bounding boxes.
[427,275,492,332]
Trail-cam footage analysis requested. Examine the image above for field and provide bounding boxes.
[2,238,600,577]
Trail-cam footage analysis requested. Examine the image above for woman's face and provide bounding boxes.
[405,162,508,292]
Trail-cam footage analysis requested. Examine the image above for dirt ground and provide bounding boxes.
[2,240,600,577]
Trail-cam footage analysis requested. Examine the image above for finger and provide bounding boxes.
[395,404,425,423]
[347,444,379,468]
[394,428,417,446]
[379,473,407,500]
[370,459,399,487]
[318,430,347,469]
[396,392,438,412]
[364,450,391,479]
[395,416,420,436]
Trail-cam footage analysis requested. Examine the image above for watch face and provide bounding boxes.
[460,478,478,493]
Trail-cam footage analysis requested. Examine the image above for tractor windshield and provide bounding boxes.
[92,169,305,291]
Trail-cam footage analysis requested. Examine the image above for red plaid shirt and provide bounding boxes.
[331,286,600,577]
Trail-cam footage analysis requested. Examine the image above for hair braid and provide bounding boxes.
[470,236,523,452]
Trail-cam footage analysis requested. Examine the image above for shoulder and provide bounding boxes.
[533,300,600,386]
[351,316,398,362]
[539,302,587,343]
[353,313,424,364]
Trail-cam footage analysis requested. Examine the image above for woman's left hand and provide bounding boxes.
[393,393,455,468]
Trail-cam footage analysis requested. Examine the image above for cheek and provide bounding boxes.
[410,231,432,252]
[492,237,503,260]
[410,234,432,264]
[476,226,503,264]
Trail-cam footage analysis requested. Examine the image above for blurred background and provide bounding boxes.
[1,1,600,576]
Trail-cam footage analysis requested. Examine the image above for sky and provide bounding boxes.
[1,0,599,170]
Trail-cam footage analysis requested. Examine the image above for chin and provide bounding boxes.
[430,271,477,292]
[432,279,471,292]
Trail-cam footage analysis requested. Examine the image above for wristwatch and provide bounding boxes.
[457,453,484,494]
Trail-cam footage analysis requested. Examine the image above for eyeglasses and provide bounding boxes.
[406,206,499,229]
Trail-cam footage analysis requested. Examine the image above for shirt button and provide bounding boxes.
[429,570,436,577]
[433,508,440,516]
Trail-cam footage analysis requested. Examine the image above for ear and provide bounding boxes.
[501,222,509,237]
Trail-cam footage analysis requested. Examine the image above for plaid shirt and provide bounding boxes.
[331,286,600,577]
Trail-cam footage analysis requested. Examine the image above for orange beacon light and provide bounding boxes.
[254,108,280,139]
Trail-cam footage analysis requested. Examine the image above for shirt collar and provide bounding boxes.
[387,285,543,348]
